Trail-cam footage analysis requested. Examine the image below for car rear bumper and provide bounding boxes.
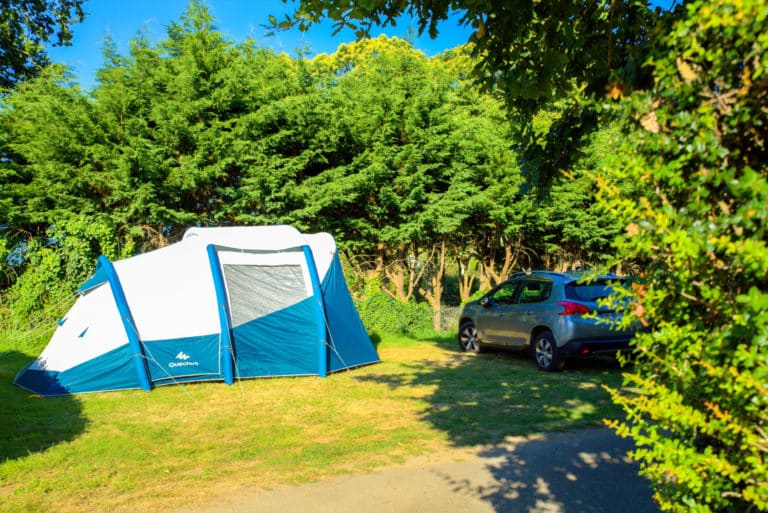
[559,337,633,358]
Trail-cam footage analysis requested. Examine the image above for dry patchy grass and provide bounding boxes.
[0,333,624,512]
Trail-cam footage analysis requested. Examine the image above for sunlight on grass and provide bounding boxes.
[0,332,625,513]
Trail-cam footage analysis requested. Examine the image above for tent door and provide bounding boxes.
[222,262,320,377]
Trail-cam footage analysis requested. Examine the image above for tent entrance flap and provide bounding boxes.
[219,250,321,378]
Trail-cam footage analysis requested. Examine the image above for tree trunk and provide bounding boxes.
[480,243,515,288]
[382,243,428,303]
[419,241,446,331]
[457,256,478,303]
[383,260,410,302]
[479,236,532,288]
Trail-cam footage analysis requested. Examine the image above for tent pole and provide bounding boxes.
[302,245,328,377]
[98,255,151,392]
[207,245,235,385]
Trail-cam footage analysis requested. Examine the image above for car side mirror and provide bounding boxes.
[480,296,491,307]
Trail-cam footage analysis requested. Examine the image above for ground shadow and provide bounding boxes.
[360,336,626,446]
[437,428,660,513]
[356,336,657,512]
[0,351,87,462]
[368,331,382,349]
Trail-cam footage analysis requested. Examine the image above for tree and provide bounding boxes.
[273,0,663,185]
[0,0,85,88]
[292,37,525,324]
[0,66,109,228]
[531,126,627,271]
[291,36,451,302]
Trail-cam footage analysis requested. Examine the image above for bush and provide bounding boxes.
[355,278,434,337]
[0,215,133,331]
[599,1,768,511]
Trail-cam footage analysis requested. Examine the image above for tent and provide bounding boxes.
[14,226,379,396]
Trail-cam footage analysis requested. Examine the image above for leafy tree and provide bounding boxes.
[88,1,308,243]
[273,0,654,102]
[0,66,109,228]
[295,37,526,321]
[532,127,627,270]
[291,36,448,301]
[273,0,663,185]
[238,54,349,230]
[0,0,85,88]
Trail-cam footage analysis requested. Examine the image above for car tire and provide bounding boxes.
[458,321,482,353]
[533,331,565,371]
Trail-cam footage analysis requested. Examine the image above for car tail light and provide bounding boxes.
[557,301,591,315]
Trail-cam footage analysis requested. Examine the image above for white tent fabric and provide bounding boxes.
[14,226,380,396]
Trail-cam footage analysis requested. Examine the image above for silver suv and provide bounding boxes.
[457,271,637,371]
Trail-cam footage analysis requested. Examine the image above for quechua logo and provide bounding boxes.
[169,351,199,368]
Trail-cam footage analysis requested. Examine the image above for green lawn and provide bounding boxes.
[0,331,625,513]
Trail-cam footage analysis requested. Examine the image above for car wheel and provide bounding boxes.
[458,321,482,353]
[533,331,564,371]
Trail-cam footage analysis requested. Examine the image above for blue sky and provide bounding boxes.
[47,0,473,90]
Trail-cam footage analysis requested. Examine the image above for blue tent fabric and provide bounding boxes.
[323,253,380,371]
[144,333,222,384]
[15,344,139,396]
[233,299,319,378]
[14,226,380,396]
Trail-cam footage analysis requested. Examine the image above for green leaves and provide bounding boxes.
[599,1,768,511]
[0,0,85,88]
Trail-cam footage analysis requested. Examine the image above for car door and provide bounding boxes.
[503,279,554,348]
[475,280,521,346]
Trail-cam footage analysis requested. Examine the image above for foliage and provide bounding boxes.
[272,0,655,108]
[598,1,768,511]
[0,215,132,331]
[0,2,625,334]
[531,126,628,270]
[274,0,665,187]
[355,277,434,336]
[0,0,85,88]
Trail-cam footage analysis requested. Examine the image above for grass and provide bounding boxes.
[0,330,625,513]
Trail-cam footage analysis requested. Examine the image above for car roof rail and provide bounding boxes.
[508,270,570,279]
[563,270,626,281]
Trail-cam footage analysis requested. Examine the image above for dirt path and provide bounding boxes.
[176,427,660,513]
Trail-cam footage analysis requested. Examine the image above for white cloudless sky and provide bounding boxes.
[47,0,473,90]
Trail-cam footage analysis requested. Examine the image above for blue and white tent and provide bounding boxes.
[14,226,379,396]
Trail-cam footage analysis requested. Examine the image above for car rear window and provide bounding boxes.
[564,280,624,302]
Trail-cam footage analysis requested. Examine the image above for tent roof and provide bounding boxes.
[183,225,307,251]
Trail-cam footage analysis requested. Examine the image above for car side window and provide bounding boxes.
[491,282,520,305]
[519,280,552,304]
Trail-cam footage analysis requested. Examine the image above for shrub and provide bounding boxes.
[599,1,768,511]
[0,215,133,331]
[356,278,434,337]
